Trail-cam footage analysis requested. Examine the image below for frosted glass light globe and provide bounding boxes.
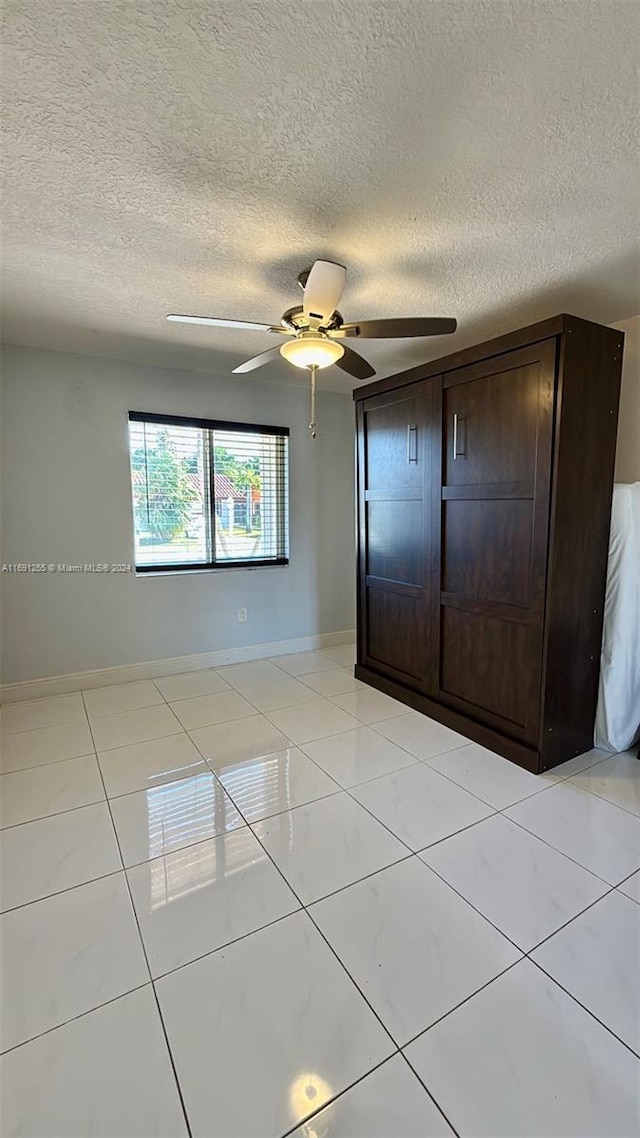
[280,333,345,369]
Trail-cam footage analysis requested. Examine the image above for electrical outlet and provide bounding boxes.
[237,608,248,623]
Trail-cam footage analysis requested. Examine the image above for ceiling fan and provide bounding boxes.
[168,260,457,436]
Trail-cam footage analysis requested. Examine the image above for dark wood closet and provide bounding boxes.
[354,315,624,773]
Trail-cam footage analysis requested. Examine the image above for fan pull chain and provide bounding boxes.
[308,364,317,439]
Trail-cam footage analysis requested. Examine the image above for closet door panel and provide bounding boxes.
[436,339,556,743]
[440,607,539,734]
[357,382,434,688]
[367,499,423,584]
[443,364,539,486]
[366,398,425,491]
[367,588,425,681]
[442,499,533,607]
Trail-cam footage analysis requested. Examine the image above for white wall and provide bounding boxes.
[612,315,640,483]
[0,346,355,684]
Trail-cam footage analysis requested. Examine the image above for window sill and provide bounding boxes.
[135,562,289,578]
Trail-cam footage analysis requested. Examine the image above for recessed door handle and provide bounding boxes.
[407,423,418,464]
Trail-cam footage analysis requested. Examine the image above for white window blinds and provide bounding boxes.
[128,413,289,571]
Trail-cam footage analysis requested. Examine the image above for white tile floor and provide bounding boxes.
[1,643,639,1137]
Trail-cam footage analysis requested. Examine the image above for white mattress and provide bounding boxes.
[594,482,640,753]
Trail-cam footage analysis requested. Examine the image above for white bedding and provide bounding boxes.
[594,482,640,753]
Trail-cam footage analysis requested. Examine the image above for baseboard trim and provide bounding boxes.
[1,629,356,704]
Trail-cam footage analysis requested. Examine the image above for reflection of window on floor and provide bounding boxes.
[146,776,265,910]
[146,774,225,860]
[218,752,296,829]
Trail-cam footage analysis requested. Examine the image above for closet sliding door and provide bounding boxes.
[357,381,435,689]
[434,340,556,744]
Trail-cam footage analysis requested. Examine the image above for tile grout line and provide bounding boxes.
[1,788,107,833]
[361,717,628,803]
[148,906,306,984]
[412,855,542,955]
[526,956,640,1061]
[520,883,619,956]
[277,1053,405,1138]
[2,671,627,893]
[555,781,640,821]
[194,735,421,887]
[4,712,637,924]
[399,905,640,1068]
[399,954,524,1053]
[195,711,606,901]
[79,691,194,1138]
[196,768,415,1115]
[2,671,622,809]
[231,779,465,1138]
[195,716,490,1138]
[0,979,151,1058]
[1,865,126,917]
[357,718,640,871]
[310,753,498,860]
[5,861,634,1116]
[499,758,640,817]
[104,760,212,802]
[397,1049,462,1138]
[180,695,495,854]
[4,762,632,1037]
[3,803,624,927]
[152,661,421,1135]
[3,723,635,883]
[0,750,98,778]
[417,856,640,1059]
[106,817,248,874]
[0,728,613,809]
[221,782,343,826]
[299,750,423,792]
[617,867,640,891]
[4,700,637,953]
[93,727,185,753]
[3,666,638,1132]
[280,1048,462,1138]
[81,669,637,834]
[191,761,453,1137]
[322,710,569,811]
[495,808,635,887]
[1,907,311,1058]
[95,700,638,964]
[17,756,633,903]
[418,847,627,965]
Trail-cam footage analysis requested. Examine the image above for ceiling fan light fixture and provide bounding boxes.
[280,333,344,370]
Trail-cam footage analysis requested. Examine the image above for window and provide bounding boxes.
[128,412,289,572]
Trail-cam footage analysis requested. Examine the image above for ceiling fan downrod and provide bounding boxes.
[308,364,318,439]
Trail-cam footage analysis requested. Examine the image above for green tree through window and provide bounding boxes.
[213,446,260,488]
[132,429,197,542]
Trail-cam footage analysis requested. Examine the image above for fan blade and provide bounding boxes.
[303,260,347,325]
[232,344,283,374]
[335,344,376,381]
[167,314,283,332]
[337,317,457,339]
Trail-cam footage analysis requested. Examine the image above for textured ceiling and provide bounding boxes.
[2,0,639,392]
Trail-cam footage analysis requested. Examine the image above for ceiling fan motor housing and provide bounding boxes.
[280,304,344,332]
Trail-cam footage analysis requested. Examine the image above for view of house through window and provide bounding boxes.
[128,413,289,571]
